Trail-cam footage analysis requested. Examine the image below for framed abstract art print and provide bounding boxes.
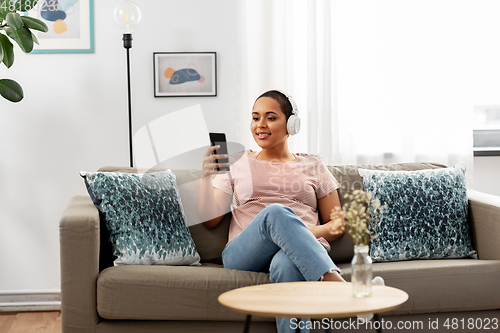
[26,0,95,53]
[154,52,217,97]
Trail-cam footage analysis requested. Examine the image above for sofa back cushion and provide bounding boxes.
[98,162,448,266]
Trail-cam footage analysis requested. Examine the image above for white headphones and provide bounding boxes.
[276,90,301,136]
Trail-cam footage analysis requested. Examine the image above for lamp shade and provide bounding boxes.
[114,1,142,34]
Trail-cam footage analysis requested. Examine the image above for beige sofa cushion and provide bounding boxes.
[96,263,271,321]
[96,259,500,321]
[366,259,500,315]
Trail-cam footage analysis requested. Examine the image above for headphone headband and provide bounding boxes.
[275,90,298,116]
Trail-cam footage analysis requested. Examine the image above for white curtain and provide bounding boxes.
[237,0,473,180]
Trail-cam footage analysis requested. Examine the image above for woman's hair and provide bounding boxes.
[255,90,293,121]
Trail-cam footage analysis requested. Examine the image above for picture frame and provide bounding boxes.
[26,0,95,54]
[154,52,217,97]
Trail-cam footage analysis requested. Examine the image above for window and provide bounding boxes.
[473,106,500,156]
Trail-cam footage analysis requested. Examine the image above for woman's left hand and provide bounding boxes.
[308,218,345,242]
[314,190,346,242]
[325,217,345,236]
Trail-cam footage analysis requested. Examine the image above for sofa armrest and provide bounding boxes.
[468,189,500,260]
[60,195,100,333]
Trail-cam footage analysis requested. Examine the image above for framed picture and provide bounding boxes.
[154,52,217,97]
[27,0,95,53]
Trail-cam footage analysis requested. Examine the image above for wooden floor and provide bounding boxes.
[0,311,61,333]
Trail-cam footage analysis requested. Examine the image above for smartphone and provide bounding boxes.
[209,132,230,172]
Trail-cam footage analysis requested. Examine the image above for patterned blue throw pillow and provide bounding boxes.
[81,170,200,266]
[358,163,477,262]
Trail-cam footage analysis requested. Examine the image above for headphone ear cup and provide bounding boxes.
[287,115,301,136]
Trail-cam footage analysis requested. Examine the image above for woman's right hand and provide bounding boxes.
[199,146,233,229]
[201,145,230,178]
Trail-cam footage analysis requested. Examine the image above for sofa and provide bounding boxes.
[60,162,500,333]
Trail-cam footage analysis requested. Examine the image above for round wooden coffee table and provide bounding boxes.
[218,281,409,333]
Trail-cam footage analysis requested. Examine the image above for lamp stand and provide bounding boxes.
[123,33,134,168]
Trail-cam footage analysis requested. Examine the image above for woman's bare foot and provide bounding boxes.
[321,270,346,282]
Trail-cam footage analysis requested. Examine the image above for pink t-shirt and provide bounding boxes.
[212,150,340,251]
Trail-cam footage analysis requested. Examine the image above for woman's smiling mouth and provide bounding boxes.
[257,133,271,139]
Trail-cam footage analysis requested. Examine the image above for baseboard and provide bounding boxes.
[0,290,61,312]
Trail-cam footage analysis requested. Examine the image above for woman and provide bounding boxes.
[199,90,346,333]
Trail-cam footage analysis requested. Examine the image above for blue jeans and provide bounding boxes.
[222,203,340,333]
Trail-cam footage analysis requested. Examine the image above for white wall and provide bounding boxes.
[0,0,240,292]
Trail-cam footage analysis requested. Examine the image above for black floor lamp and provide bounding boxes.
[114,1,142,168]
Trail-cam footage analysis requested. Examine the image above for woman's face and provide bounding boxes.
[251,97,288,149]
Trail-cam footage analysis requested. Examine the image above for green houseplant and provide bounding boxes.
[0,0,48,103]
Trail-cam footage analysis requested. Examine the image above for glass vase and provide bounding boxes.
[351,244,373,297]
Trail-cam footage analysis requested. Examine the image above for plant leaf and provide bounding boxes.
[21,16,48,33]
[0,78,24,103]
[0,39,4,64]
[0,34,14,68]
[6,12,24,30]
[5,26,33,53]
[31,31,38,45]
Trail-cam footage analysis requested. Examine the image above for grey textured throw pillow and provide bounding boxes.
[358,163,477,262]
[81,170,200,266]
